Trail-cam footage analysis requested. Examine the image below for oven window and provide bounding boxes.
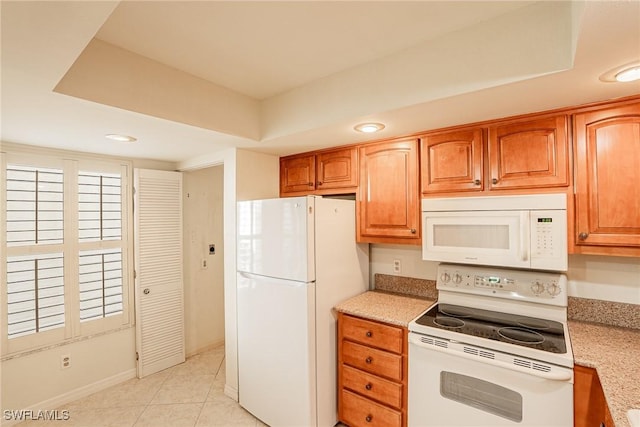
[433,224,509,249]
[440,371,523,422]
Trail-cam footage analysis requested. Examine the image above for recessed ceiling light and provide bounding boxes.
[105,134,137,143]
[354,122,385,133]
[599,61,640,83]
[615,66,640,82]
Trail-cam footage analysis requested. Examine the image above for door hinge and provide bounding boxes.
[136,351,139,361]
[134,269,137,279]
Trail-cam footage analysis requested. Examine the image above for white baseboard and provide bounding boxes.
[186,339,225,358]
[1,369,136,427]
[224,384,239,402]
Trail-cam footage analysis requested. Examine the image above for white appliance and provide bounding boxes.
[422,193,568,271]
[236,196,369,427]
[408,263,573,427]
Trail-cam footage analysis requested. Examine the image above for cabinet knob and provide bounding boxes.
[366,331,372,337]
[365,415,373,423]
[474,179,481,185]
[365,356,373,364]
[578,232,589,241]
[318,181,323,186]
[492,178,498,184]
[410,228,417,234]
[365,383,372,390]
[143,288,150,295]
[308,182,314,187]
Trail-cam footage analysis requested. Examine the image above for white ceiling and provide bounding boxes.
[2,1,640,164]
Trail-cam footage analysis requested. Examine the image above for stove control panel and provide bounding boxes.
[436,263,568,306]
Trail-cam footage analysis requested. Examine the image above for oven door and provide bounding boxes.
[422,210,530,269]
[408,333,573,427]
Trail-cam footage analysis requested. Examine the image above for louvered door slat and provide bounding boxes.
[134,169,184,378]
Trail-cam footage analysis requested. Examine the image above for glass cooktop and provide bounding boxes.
[413,303,567,354]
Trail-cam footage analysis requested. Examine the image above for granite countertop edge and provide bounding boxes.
[336,290,639,427]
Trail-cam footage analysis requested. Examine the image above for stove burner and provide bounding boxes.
[433,316,465,329]
[498,327,545,344]
[439,306,473,318]
[515,318,555,330]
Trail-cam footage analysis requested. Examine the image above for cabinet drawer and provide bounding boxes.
[342,340,403,381]
[342,315,403,353]
[341,389,402,427]
[342,365,402,409]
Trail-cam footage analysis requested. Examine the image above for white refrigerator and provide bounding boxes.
[236,196,369,427]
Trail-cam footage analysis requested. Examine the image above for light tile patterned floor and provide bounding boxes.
[17,346,267,427]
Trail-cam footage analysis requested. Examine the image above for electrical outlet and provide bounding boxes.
[61,354,71,370]
[393,259,401,274]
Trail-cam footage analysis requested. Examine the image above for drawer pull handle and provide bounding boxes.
[366,331,372,337]
[365,415,373,423]
[365,383,372,390]
[365,356,373,364]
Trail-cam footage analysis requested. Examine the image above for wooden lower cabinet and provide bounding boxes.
[574,365,615,427]
[338,313,407,427]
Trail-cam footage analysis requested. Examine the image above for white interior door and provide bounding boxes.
[134,168,184,378]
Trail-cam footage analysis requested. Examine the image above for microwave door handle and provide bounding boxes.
[520,212,529,262]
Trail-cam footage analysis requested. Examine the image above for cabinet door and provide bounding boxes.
[316,147,358,191]
[488,116,570,190]
[279,154,315,195]
[420,128,484,194]
[574,365,609,427]
[358,139,420,244]
[574,103,640,248]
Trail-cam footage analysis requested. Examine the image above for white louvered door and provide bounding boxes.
[134,169,184,378]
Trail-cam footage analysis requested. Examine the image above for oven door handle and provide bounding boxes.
[409,335,572,382]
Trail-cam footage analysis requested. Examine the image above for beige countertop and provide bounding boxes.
[334,290,434,327]
[569,321,640,427]
[336,290,639,427]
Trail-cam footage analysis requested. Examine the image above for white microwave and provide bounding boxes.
[422,194,568,271]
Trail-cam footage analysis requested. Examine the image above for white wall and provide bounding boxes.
[1,328,136,417]
[370,245,640,304]
[183,166,225,356]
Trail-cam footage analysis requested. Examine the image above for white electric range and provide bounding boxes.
[408,263,573,427]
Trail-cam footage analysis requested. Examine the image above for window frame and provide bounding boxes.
[1,151,134,356]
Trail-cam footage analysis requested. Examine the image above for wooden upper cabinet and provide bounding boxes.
[420,115,570,196]
[420,128,484,194]
[280,154,316,194]
[488,115,570,190]
[280,147,357,196]
[357,138,420,244]
[316,147,358,191]
[573,102,640,251]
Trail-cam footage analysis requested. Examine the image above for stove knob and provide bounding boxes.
[440,273,451,283]
[531,281,545,295]
[547,283,562,296]
[453,274,463,284]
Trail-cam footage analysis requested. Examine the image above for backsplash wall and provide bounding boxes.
[370,245,640,305]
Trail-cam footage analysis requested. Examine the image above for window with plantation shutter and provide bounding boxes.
[5,164,66,341]
[2,152,132,356]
